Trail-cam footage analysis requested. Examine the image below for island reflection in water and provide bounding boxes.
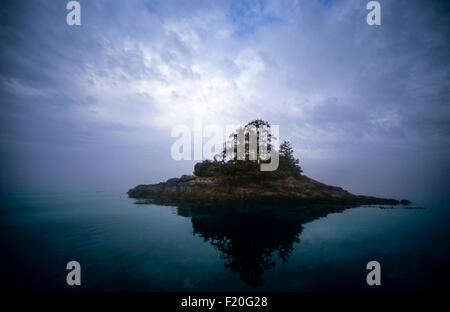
[175,203,350,287]
[2,193,447,291]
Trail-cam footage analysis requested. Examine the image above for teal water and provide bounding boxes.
[1,192,449,291]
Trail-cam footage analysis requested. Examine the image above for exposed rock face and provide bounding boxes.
[127,174,400,206]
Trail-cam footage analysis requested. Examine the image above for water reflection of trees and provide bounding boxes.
[177,204,349,287]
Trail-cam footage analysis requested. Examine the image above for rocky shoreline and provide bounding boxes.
[128,174,405,207]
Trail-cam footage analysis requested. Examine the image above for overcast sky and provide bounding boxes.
[0,0,449,200]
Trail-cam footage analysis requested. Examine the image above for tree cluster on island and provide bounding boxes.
[193,120,303,185]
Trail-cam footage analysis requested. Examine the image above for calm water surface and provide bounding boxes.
[1,192,449,291]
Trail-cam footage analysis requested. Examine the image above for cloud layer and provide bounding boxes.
[0,0,449,199]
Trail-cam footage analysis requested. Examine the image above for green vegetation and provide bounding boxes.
[278,141,303,179]
[194,120,302,184]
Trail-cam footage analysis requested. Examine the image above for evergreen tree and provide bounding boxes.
[279,141,302,178]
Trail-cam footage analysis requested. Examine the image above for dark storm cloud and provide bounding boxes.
[0,0,448,198]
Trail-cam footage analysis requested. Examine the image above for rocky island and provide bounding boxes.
[127,173,401,206]
[128,120,405,207]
